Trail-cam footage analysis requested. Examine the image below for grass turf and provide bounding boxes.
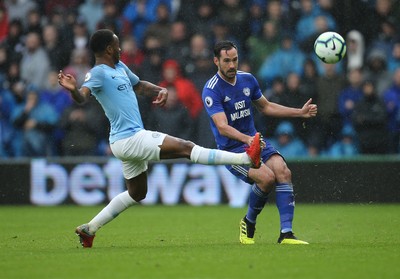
[0,204,399,279]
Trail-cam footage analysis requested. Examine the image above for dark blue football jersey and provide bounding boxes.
[202,71,263,151]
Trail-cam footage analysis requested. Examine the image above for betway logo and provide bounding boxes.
[30,159,250,207]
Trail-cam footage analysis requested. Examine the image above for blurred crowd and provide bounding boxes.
[0,0,399,159]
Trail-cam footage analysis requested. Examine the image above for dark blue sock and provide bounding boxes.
[275,183,295,233]
[246,185,269,224]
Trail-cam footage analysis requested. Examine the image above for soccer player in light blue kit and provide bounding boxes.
[202,41,318,244]
[58,30,262,248]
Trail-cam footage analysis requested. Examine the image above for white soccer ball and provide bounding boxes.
[314,31,347,64]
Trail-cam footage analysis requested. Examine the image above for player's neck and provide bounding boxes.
[95,56,115,68]
[218,71,236,85]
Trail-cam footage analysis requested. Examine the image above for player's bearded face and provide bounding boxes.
[218,48,238,81]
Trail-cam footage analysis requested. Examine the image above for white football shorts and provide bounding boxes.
[110,130,167,179]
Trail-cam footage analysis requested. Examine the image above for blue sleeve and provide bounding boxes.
[202,87,224,118]
[82,67,104,93]
[250,74,263,101]
[119,61,140,86]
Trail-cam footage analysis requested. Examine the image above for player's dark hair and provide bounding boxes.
[89,29,115,54]
[213,41,237,58]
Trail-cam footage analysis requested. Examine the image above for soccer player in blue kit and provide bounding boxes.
[202,41,318,244]
[58,30,262,248]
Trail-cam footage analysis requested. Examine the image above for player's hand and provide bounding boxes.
[58,70,78,92]
[301,98,317,118]
[153,87,168,107]
[246,134,266,149]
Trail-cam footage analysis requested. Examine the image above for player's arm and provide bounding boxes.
[253,95,317,118]
[58,71,91,104]
[211,112,254,145]
[133,80,168,107]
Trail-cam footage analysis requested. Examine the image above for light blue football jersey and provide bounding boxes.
[202,71,263,151]
[82,61,142,143]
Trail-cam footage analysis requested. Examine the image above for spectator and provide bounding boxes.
[11,86,58,157]
[158,58,205,142]
[300,58,319,104]
[40,70,73,155]
[0,85,17,157]
[388,38,400,73]
[264,0,288,34]
[78,0,104,34]
[338,68,364,127]
[345,30,365,72]
[4,0,37,27]
[246,19,280,74]
[144,2,172,47]
[137,35,165,126]
[183,33,214,92]
[24,8,42,35]
[120,35,145,73]
[147,85,193,140]
[284,72,315,142]
[4,19,24,62]
[183,0,217,42]
[210,19,243,58]
[363,48,393,97]
[258,35,306,85]
[383,68,400,153]
[247,0,266,37]
[268,121,308,158]
[42,23,71,70]
[0,4,9,43]
[0,43,7,84]
[165,20,191,66]
[315,63,346,150]
[122,0,168,47]
[217,0,249,48]
[368,16,398,60]
[71,18,90,50]
[327,124,359,158]
[182,34,211,79]
[352,80,391,154]
[255,77,287,139]
[59,99,108,156]
[63,48,92,88]
[159,59,203,120]
[295,0,336,46]
[96,1,123,36]
[20,32,51,90]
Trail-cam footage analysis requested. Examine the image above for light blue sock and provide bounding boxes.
[246,185,269,224]
[275,183,295,233]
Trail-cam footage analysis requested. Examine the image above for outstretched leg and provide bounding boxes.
[159,134,262,168]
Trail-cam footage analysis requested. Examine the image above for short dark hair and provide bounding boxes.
[89,29,115,54]
[213,41,237,58]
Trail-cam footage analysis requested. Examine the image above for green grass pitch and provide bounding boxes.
[1,204,399,279]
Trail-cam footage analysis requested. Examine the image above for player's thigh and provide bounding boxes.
[159,135,195,159]
[265,154,291,181]
[248,164,276,189]
[111,130,167,161]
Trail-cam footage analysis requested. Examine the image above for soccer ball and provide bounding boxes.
[314,31,346,64]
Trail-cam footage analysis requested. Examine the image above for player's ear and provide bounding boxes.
[213,57,219,67]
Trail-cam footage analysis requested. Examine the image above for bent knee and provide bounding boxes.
[129,191,146,202]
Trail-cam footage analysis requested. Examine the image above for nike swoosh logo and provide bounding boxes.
[331,40,336,50]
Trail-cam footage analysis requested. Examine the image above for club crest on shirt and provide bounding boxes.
[84,72,91,82]
[243,87,250,96]
[205,96,213,107]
